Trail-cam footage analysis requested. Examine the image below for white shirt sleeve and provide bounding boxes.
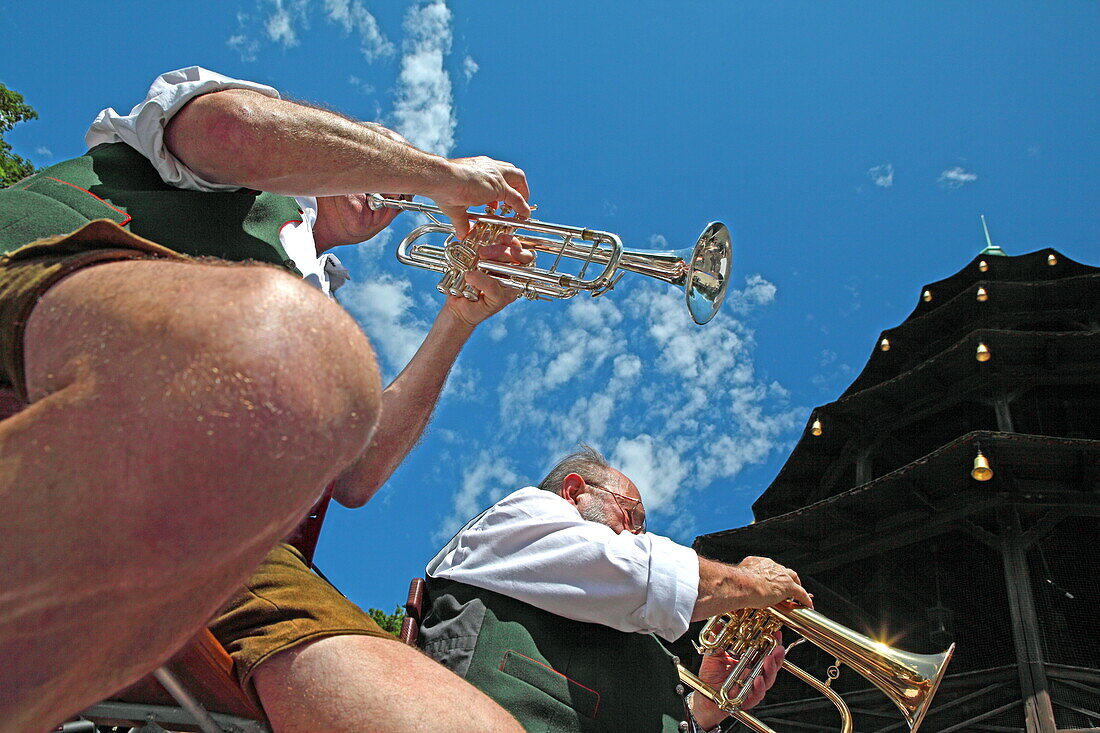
[85,66,281,192]
[427,487,700,642]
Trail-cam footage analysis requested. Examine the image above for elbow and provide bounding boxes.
[333,482,380,509]
[164,90,270,185]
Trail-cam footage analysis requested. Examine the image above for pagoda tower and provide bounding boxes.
[693,243,1100,732]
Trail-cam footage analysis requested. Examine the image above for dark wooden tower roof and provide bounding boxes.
[690,245,1100,733]
[741,248,1100,521]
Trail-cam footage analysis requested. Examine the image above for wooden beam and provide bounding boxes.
[799,573,876,629]
[1055,678,1100,698]
[871,679,1014,733]
[938,700,1022,733]
[998,505,1058,733]
[963,518,1002,549]
[1019,507,1072,550]
[1049,697,1100,720]
[800,495,999,573]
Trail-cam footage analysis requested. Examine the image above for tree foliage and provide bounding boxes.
[367,605,406,636]
[1,83,38,187]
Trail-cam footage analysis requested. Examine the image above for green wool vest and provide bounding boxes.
[420,578,689,733]
[0,142,303,274]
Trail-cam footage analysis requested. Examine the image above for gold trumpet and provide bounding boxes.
[678,605,955,733]
[366,194,733,325]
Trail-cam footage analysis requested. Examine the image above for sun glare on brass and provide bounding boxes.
[979,259,989,272]
[976,287,988,302]
[812,419,823,437]
[880,338,891,352]
[1047,253,1058,266]
[972,450,993,481]
[976,342,991,362]
[366,194,732,325]
[922,290,932,302]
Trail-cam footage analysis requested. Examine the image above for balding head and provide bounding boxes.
[537,444,614,496]
[539,445,645,534]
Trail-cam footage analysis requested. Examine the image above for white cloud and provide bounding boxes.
[339,273,429,374]
[229,0,393,63]
[324,0,395,60]
[462,55,479,81]
[263,0,309,46]
[868,163,894,188]
[227,33,260,61]
[348,75,376,95]
[486,319,508,341]
[649,233,668,249]
[731,273,777,312]
[611,435,689,510]
[481,277,803,536]
[939,166,978,188]
[441,362,479,402]
[35,146,52,157]
[353,224,394,264]
[436,451,521,540]
[393,0,456,156]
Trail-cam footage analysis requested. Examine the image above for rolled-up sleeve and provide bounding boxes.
[85,66,280,192]
[427,488,700,641]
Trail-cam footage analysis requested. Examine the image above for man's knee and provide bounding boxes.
[19,259,381,556]
[28,259,378,444]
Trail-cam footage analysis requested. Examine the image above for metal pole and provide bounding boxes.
[152,666,225,733]
[997,504,1057,733]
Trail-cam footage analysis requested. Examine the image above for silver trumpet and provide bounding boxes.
[367,194,733,325]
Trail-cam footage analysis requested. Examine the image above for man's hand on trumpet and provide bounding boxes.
[691,633,786,729]
[735,555,815,610]
[443,240,536,328]
[694,556,813,622]
[431,155,532,239]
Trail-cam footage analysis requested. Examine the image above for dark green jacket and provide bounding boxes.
[0,142,302,273]
[421,578,689,733]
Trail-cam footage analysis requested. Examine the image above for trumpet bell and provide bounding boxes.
[686,222,732,325]
[906,643,955,732]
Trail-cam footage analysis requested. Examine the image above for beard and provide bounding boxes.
[578,501,612,528]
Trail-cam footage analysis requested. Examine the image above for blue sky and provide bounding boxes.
[2,1,1096,613]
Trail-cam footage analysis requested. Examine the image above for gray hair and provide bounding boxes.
[537,444,613,495]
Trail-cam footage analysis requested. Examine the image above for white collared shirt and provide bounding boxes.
[85,66,346,296]
[427,487,700,642]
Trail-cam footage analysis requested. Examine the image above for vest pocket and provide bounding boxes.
[499,650,601,720]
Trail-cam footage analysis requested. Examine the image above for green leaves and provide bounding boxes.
[0,83,38,187]
[367,604,406,636]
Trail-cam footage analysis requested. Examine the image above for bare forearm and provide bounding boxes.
[693,557,758,621]
[333,307,475,507]
[164,89,454,197]
[694,555,813,621]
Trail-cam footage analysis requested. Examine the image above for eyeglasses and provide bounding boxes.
[585,482,646,534]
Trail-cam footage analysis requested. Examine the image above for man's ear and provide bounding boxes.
[560,473,587,506]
